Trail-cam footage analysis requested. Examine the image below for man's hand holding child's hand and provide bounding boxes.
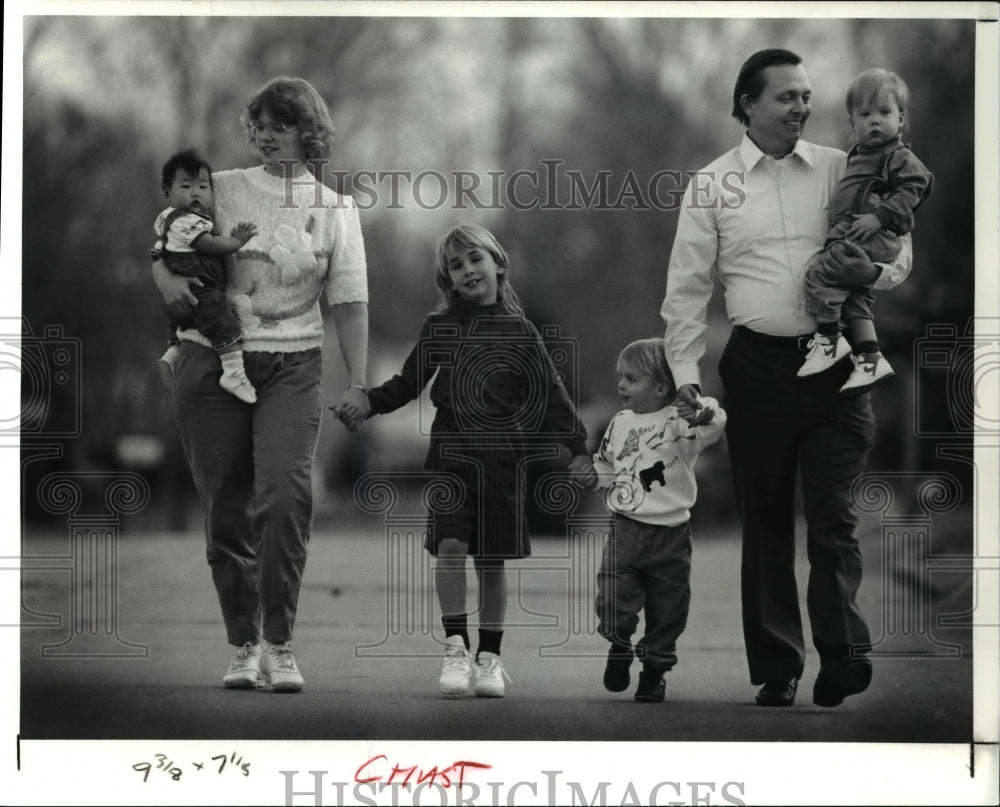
[677,394,715,428]
[568,455,598,489]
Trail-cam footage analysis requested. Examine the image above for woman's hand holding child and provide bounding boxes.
[330,386,371,431]
[151,261,202,321]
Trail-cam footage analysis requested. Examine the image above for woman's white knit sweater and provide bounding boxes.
[177,165,368,353]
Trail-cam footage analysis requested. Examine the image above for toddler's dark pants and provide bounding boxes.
[595,515,692,671]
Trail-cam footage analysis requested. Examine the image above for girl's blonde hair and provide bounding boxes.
[433,225,524,315]
[618,338,676,401]
[846,68,911,118]
[242,76,335,160]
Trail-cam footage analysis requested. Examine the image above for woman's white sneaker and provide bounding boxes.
[222,642,261,689]
[439,635,473,696]
[260,641,304,692]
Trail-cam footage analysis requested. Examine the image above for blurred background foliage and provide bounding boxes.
[19,14,976,534]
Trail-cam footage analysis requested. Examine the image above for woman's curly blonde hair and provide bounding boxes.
[242,76,335,160]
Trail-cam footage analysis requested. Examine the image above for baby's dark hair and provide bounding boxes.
[162,148,214,189]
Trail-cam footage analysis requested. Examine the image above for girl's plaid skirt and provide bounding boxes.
[422,409,531,559]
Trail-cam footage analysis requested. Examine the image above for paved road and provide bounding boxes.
[12,509,989,805]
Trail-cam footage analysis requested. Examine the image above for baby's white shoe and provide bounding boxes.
[220,369,257,404]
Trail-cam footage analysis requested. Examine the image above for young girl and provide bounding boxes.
[335,225,594,697]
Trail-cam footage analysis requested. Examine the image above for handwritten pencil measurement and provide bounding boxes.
[132,754,182,783]
[212,751,251,777]
[132,751,252,783]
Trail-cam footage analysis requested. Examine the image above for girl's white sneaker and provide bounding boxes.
[439,635,472,696]
[473,652,510,698]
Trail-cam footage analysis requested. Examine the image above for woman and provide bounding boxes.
[153,76,368,692]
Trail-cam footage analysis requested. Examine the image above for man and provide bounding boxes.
[662,49,907,707]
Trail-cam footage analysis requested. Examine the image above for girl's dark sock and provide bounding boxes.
[442,613,470,650]
[477,628,503,657]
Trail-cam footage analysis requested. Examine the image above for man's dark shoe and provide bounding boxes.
[634,669,666,703]
[812,657,872,707]
[602,644,634,692]
[755,678,798,706]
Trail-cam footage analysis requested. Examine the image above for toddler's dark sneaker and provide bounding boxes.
[634,668,666,703]
[603,644,634,692]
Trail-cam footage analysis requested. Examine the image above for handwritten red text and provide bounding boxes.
[354,755,491,789]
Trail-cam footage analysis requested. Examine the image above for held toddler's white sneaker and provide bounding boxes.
[840,353,896,396]
[797,333,851,377]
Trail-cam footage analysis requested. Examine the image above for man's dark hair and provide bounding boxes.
[731,49,802,126]
[161,148,214,189]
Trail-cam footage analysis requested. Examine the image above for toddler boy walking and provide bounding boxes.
[587,338,726,702]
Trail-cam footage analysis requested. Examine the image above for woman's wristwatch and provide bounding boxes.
[348,384,370,394]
